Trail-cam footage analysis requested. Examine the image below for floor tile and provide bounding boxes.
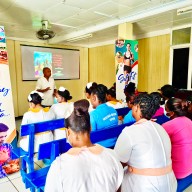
[184,184,192,192]
[11,177,30,192]
[0,176,9,184]
[0,180,18,192]
[7,171,21,180]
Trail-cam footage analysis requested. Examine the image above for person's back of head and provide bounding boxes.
[160,84,175,100]
[85,82,97,95]
[126,93,136,109]
[150,92,162,110]
[166,98,187,118]
[106,88,116,100]
[65,99,90,134]
[57,87,72,102]
[91,84,108,104]
[124,82,136,97]
[28,92,43,105]
[134,93,157,120]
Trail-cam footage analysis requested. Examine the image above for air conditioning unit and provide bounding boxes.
[177,6,192,15]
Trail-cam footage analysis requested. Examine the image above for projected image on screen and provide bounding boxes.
[52,54,64,77]
[34,52,52,78]
[21,45,80,81]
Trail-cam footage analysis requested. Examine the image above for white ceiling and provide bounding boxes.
[0,0,192,47]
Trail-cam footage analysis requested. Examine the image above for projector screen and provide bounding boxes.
[21,45,80,80]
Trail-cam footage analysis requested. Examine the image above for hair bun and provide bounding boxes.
[74,99,89,117]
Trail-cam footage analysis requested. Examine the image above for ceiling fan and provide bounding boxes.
[36,20,55,40]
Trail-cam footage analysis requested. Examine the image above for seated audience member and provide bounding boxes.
[150,92,164,117]
[106,87,124,124]
[45,99,123,192]
[124,82,136,97]
[0,123,19,178]
[123,93,136,124]
[84,82,97,112]
[50,87,73,140]
[159,84,175,112]
[186,95,192,120]
[114,93,177,192]
[162,98,192,182]
[106,87,124,109]
[20,91,54,152]
[90,84,118,147]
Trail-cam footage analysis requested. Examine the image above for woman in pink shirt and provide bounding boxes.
[162,98,192,188]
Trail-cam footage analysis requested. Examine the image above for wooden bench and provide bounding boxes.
[24,122,133,191]
[11,118,65,182]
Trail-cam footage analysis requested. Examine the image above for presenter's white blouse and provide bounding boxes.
[114,120,177,192]
[20,108,55,152]
[45,145,123,192]
[36,76,55,106]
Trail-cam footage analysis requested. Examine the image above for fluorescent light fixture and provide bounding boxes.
[94,11,114,18]
[51,23,77,29]
[177,6,192,15]
[66,33,93,42]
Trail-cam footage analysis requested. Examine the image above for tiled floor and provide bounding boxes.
[0,159,45,192]
[1,118,192,191]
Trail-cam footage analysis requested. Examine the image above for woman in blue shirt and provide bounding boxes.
[90,84,118,147]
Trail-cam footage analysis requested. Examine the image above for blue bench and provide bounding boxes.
[11,118,65,182]
[177,174,192,192]
[116,107,130,116]
[25,138,71,191]
[155,115,170,125]
[24,122,133,191]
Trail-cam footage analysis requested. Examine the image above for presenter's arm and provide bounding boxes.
[36,78,51,93]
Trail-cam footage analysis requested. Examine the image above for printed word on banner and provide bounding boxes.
[115,39,138,101]
[0,26,16,143]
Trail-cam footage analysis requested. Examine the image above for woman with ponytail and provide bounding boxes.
[20,91,55,152]
[114,93,177,192]
[45,99,123,192]
[50,86,73,140]
[162,98,192,182]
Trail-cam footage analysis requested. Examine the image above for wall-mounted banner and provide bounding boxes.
[0,26,18,179]
[115,39,138,101]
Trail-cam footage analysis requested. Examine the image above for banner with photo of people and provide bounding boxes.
[0,26,19,179]
[115,39,138,101]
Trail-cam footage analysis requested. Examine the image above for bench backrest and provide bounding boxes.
[90,122,132,144]
[116,107,130,116]
[155,115,170,125]
[20,118,65,136]
[38,139,71,162]
[38,122,133,162]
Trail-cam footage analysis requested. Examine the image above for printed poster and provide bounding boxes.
[0,26,19,179]
[115,39,138,101]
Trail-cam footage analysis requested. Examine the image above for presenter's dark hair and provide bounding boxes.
[65,99,90,133]
[91,84,108,103]
[134,93,157,120]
